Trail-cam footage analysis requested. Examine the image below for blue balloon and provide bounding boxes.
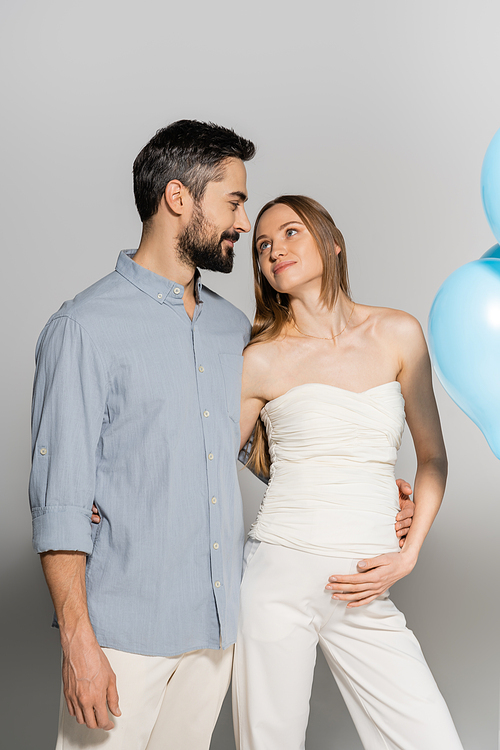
[429,258,500,459]
[481,243,500,259]
[481,127,500,243]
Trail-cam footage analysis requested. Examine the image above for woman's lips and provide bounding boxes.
[273,261,296,275]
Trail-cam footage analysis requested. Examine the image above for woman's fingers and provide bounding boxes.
[347,593,380,608]
[326,578,384,596]
[326,578,373,591]
[326,554,395,599]
[326,551,413,603]
[327,557,389,586]
[331,587,382,601]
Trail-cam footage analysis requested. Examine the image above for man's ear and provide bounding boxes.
[164,180,193,216]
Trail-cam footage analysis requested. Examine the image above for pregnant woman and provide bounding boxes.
[233,195,463,749]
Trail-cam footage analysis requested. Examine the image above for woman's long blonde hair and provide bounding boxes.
[245,195,351,477]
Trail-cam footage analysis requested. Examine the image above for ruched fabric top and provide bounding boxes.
[249,381,406,558]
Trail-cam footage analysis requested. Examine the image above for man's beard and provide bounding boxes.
[176,203,238,274]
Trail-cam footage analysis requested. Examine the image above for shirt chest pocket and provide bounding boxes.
[219,353,244,423]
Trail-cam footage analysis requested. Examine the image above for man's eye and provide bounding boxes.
[231,202,239,211]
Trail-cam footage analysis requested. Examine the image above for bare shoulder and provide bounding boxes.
[242,339,282,398]
[359,304,425,347]
[383,307,423,340]
[243,338,280,369]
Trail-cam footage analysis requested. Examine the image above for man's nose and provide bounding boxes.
[234,207,251,234]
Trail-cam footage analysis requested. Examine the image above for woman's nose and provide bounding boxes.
[270,244,286,261]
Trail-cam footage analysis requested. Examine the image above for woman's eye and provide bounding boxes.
[259,241,271,253]
[286,228,297,237]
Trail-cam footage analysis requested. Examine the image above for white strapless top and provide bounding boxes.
[248,382,406,558]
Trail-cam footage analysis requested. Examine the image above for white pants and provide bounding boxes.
[56,644,233,750]
[233,540,463,750]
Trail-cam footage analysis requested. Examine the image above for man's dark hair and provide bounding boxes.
[133,120,256,223]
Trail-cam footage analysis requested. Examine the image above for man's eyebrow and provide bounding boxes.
[227,191,248,203]
[256,220,304,243]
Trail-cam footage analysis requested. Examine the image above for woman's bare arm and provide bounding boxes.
[239,344,269,451]
[392,315,447,561]
[327,313,446,606]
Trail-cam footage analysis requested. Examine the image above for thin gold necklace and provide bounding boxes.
[293,303,355,341]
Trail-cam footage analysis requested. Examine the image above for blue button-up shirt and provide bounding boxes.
[29,250,251,656]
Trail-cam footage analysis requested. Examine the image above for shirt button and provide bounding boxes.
[198,366,204,373]
[208,453,214,460]
[214,581,221,588]
[157,293,163,299]
[211,497,217,504]
[40,448,47,455]
[203,410,210,417]
[213,542,219,550]
[173,287,181,295]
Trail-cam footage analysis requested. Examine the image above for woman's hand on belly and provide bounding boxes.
[325,551,416,608]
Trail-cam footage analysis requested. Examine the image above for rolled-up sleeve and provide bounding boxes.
[29,315,108,554]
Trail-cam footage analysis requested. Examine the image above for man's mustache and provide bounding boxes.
[221,230,239,243]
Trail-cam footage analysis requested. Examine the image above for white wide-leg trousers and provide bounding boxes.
[233,540,463,750]
[56,644,233,750]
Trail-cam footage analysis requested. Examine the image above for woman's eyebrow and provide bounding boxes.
[256,221,304,243]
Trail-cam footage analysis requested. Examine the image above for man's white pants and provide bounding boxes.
[233,540,463,750]
[56,644,233,750]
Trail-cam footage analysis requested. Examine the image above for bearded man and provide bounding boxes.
[29,120,256,750]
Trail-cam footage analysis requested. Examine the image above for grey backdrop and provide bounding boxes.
[1,1,499,748]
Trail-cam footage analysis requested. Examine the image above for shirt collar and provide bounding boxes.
[115,250,203,305]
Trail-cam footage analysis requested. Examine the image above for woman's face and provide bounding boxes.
[255,203,324,296]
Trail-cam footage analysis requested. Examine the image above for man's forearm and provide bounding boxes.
[40,550,94,640]
[40,550,120,730]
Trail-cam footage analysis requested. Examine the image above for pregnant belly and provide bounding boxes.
[251,480,400,558]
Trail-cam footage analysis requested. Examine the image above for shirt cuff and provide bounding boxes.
[32,506,94,554]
